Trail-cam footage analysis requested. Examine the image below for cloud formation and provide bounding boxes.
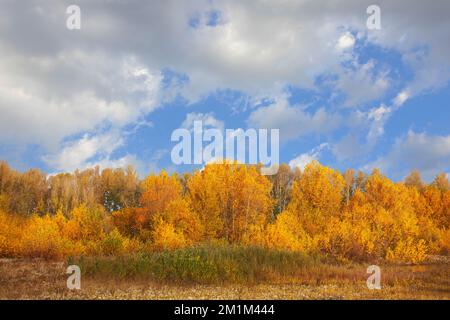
[0,0,449,176]
[289,143,330,171]
[364,131,450,181]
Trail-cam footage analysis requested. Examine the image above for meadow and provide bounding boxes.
[1,253,449,299]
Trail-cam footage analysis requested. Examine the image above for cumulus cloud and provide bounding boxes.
[0,51,163,149]
[366,104,392,144]
[289,143,329,170]
[4,0,447,101]
[336,32,356,51]
[42,130,159,176]
[0,0,449,173]
[331,86,412,162]
[181,112,225,132]
[247,96,341,141]
[335,60,390,108]
[363,87,412,147]
[43,131,123,171]
[364,131,450,181]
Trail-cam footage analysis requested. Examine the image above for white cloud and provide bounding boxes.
[368,104,390,122]
[5,0,435,106]
[289,143,329,170]
[90,154,146,174]
[181,112,225,131]
[364,87,413,147]
[364,131,450,181]
[42,131,159,177]
[393,90,410,107]
[336,32,355,50]
[331,87,412,162]
[248,96,341,141]
[0,51,163,150]
[0,0,449,173]
[335,60,390,107]
[366,104,391,145]
[43,131,124,172]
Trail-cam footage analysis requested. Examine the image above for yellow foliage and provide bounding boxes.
[162,198,203,243]
[148,183,204,250]
[152,219,188,250]
[0,162,448,264]
[386,238,428,263]
[264,210,313,252]
[188,161,273,242]
[20,214,83,259]
[260,168,441,263]
[0,210,24,257]
[64,205,109,242]
[288,161,345,235]
[441,229,450,254]
[95,228,142,256]
[140,171,182,216]
[113,172,204,245]
[112,207,145,238]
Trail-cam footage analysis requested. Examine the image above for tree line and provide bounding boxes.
[0,160,448,263]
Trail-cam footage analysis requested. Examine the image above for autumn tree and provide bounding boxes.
[0,161,13,195]
[355,170,367,191]
[420,183,450,229]
[187,161,273,243]
[0,161,14,212]
[113,171,202,247]
[11,169,47,215]
[265,161,346,255]
[64,204,111,242]
[432,172,450,192]
[0,158,447,263]
[287,161,345,237]
[47,173,80,215]
[360,170,428,262]
[343,168,356,204]
[74,167,102,208]
[268,163,294,218]
[404,170,425,190]
[100,166,140,212]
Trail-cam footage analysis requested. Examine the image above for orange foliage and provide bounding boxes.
[288,161,345,236]
[152,219,189,250]
[263,210,313,252]
[0,160,449,264]
[263,164,448,263]
[187,161,273,242]
[113,171,202,247]
[0,210,24,257]
[64,205,110,242]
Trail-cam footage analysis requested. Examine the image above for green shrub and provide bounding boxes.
[72,244,322,284]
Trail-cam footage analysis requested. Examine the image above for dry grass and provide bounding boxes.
[0,256,449,300]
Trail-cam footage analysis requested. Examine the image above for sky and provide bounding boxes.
[0,0,449,181]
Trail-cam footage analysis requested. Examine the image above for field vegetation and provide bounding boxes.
[0,159,449,292]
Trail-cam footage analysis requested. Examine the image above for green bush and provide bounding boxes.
[71,244,322,284]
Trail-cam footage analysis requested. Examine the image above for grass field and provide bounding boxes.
[0,246,449,300]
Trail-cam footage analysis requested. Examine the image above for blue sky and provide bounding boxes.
[0,0,449,181]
